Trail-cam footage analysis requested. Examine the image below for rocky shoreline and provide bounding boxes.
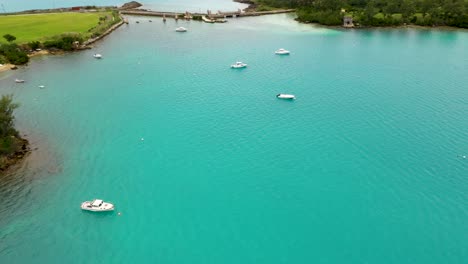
[0,137,30,173]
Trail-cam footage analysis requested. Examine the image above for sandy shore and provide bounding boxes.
[0,64,15,73]
[29,50,50,57]
[0,50,51,74]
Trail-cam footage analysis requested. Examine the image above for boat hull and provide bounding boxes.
[275,49,290,55]
[231,64,247,68]
[81,201,114,212]
[277,94,295,99]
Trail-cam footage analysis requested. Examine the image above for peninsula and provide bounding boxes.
[242,0,468,28]
[0,95,28,172]
[0,7,122,69]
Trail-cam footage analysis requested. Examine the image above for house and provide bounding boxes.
[343,16,354,28]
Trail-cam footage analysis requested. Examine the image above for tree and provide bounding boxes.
[28,41,41,50]
[0,95,19,138]
[3,34,16,42]
[401,0,416,21]
[0,43,29,65]
[364,0,377,21]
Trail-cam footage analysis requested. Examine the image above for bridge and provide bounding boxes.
[120,9,295,20]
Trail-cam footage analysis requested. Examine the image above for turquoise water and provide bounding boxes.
[0,0,246,12]
[1,13,468,263]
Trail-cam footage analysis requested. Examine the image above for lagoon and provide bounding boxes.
[0,0,247,12]
[1,10,468,264]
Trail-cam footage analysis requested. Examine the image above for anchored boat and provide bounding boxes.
[175,27,187,32]
[81,199,114,212]
[231,62,247,68]
[277,94,295,99]
[275,48,290,55]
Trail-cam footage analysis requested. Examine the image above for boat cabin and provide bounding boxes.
[91,199,104,207]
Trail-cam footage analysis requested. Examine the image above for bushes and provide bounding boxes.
[0,34,28,64]
[297,8,343,25]
[0,43,29,65]
[87,11,121,38]
[261,0,468,28]
[3,34,16,42]
[0,95,22,157]
[28,41,41,50]
[43,33,83,51]
[0,95,19,138]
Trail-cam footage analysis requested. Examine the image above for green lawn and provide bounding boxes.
[0,12,106,43]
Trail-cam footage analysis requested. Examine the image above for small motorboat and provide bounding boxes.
[275,48,290,55]
[81,199,114,212]
[277,94,295,99]
[93,54,102,59]
[175,27,187,32]
[15,79,25,83]
[38,85,45,88]
[231,62,247,68]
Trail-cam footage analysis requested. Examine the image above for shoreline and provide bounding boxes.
[1,11,464,75]
[0,11,125,172]
[0,63,15,73]
[234,0,467,31]
[0,137,30,173]
[296,17,468,31]
[0,14,124,74]
[316,22,468,31]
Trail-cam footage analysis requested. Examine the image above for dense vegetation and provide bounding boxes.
[0,95,22,156]
[0,95,29,171]
[43,33,84,51]
[252,0,468,27]
[0,10,121,64]
[0,35,29,65]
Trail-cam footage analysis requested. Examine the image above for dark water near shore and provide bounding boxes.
[0,8,467,264]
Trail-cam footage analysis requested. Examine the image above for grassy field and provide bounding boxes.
[0,12,107,43]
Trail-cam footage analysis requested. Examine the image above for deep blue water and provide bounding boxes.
[0,11,467,264]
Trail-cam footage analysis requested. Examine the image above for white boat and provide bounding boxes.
[93,54,102,59]
[175,27,187,32]
[275,48,290,55]
[277,93,295,99]
[231,62,247,68]
[81,199,114,212]
[15,79,25,83]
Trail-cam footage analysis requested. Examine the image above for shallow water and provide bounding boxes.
[0,12,468,264]
[0,0,247,12]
